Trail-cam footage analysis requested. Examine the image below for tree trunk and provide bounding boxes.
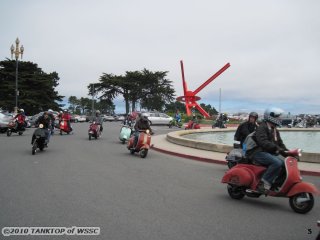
[131,100,136,112]
[124,97,130,114]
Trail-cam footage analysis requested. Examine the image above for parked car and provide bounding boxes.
[0,111,11,133]
[74,115,86,123]
[114,115,125,121]
[25,116,31,128]
[143,112,173,125]
[103,115,115,122]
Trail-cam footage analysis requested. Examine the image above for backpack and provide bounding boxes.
[243,131,258,154]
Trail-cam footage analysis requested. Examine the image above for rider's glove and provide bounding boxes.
[280,150,289,157]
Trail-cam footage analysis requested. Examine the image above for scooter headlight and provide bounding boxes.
[146,129,150,134]
[297,148,302,157]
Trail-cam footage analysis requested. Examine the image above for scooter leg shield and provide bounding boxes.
[221,167,253,186]
[287,182,320,197]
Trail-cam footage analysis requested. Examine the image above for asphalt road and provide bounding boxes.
[0,122,319,240]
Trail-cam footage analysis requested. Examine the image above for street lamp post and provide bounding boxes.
[10,37,24,113]
[91,83,95,118]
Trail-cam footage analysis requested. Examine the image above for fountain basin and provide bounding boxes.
[167,128,320,163]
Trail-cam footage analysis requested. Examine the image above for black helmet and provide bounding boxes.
[264,107,283,126]
[249,112,258,120]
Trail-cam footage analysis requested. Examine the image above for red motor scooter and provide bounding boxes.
[221,149,319,214]
[127,130,152,158]
[59,120,72,135]
[88,122,101,140]
[184,120,200,130]
[7,119,25,136]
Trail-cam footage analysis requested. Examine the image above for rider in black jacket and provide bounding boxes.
[247,107,288,193]
[133,113,153,148]
[33,112,51,145]
[234,112,258,148]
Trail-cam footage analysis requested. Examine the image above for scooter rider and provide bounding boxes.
[234,112,259,148]
[123,114,133,127]
[247,107,288,193]
[34,111,51,145]
[14,109,26,130]
[191,115,199,129]
[92,110,103,132]
[133,113,153,148]
[62,109,72,131]
[48,109,55,134]
[175,110,181,123]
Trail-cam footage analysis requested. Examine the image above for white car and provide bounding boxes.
[115,115,125,121]
[143,112,173,125]
[0,112,11,132]
[103,115,115,122]
[74,115,86,122]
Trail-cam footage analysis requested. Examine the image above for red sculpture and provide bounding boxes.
[176,60,230,118]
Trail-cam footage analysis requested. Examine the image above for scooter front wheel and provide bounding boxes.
[89,134,92,140]
[7,130,12,137]
[227,161,237,169]
[32,142,37,155]
[289,193,314,214]
[140,149,148,158]
[227,184,245,200]
[19,131,23,135]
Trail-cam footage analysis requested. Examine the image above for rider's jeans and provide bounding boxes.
[133,131,139,148]
[252,152,284,185]
[45,129,50,142]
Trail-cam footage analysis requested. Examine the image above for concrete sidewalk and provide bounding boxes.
[151,134,320,177]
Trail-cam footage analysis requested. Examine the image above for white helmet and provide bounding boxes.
[48,109,53,113]
[264,107,283,126]
[141,113,149,121]
[19,109,24,112]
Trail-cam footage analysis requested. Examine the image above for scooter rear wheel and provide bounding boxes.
[19,131,23,135]
[227,184,245,200]
[289,193,314,214]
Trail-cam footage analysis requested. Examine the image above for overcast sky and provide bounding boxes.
[1,0,319,114]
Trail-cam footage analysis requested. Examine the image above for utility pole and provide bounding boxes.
[10,38,24,113]
[91,83,95,119]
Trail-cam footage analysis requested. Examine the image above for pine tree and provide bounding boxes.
[0,59,64,115]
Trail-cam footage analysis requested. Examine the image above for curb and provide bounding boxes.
[151,146,320,177]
